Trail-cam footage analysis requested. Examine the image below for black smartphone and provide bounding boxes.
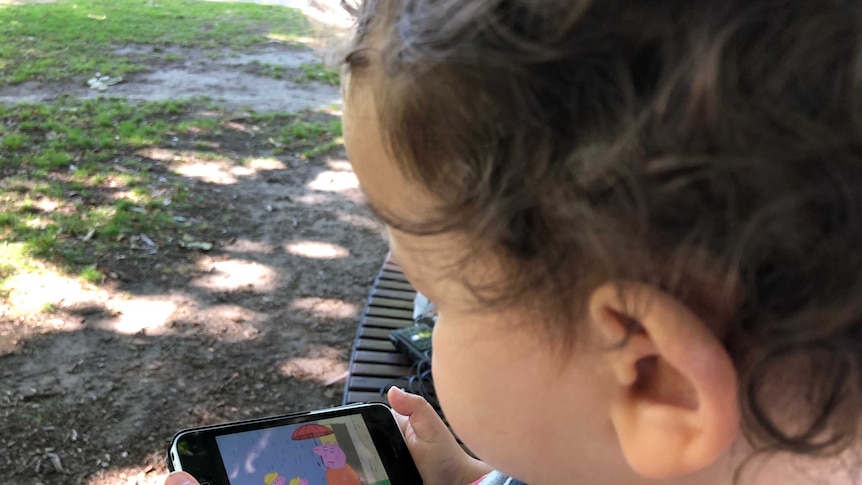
[389,324,433,365]
[167,402,422,485]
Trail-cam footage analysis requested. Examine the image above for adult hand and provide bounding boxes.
[165,471,199,485]
[387,387,492,485]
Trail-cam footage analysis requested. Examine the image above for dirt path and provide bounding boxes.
[0,3,393,484]
[0,44,342,113]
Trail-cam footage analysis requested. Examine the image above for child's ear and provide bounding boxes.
[587,282,740,479]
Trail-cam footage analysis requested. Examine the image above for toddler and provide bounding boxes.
[169,1,862,484]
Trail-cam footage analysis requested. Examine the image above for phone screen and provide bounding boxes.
[215,414,391,485]
[170,403,420,485]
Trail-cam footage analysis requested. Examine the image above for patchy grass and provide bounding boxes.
[0,0,313,84]
[251,114,343,159]
[243,61,340,86]
[298,62,341,86]
[0,98,343,287]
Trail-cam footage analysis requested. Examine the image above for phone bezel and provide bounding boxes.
[167,402,421,485]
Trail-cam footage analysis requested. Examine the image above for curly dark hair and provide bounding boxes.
[345,0,862,462]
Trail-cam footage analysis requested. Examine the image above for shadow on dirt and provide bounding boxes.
[1,108,391,483]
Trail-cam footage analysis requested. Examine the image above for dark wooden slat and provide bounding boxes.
[350,362,412,377]
[357,327,395,340]
[371,288,416,301]
[368,296,414,310]
[375,280,416,292]
[356,339,397,352]
[362,316,414,329]
[345,391,389,404]
[383,262,402,272]
[347,376,409,391]
[380,270,410,283]
[352,350,410,365]
[366,307,414,320]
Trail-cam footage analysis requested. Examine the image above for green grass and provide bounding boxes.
[0,98,343,286]
[79,265,102,284]
[298,63,341,86]
[252,115,342,159]
[0,98,201,279]
[0,0,313,84]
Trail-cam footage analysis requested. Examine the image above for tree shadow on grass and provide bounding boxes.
[0,97,395,483]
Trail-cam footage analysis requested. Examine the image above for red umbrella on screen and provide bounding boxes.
[292,424,334,440]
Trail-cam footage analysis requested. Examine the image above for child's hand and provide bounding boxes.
[164,471,199,485]
[387,387,492,485]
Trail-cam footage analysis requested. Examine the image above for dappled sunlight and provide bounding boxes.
[177,158,254,185]
[101,298,177,335]
[1,260,97,317]
[31,196,62,213]
[291,297,358,319]
[110,189,149,204]
[0,247,178,337]
[134,147,179,162]
[243,157,287,170]
[336,212,385,233]
[192,259,278,292]
[184,303,266,340]
[136,148,294,185]
[326,159,353,171]
[284,240,349,259]
[279,356,348,384]
[174,159,251,184]
[22,214,53,229]
[291,193,337,205]
[231,0,355,29]
[307,169,359,192]
[92,296,264,341]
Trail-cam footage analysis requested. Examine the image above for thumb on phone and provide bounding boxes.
[165,471,199,485]
[388,387,450,441]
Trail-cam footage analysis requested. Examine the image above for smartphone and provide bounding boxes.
[168,402,422,485]
[389,324,433,365]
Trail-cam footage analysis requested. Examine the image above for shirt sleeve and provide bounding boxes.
[474,470,521,485]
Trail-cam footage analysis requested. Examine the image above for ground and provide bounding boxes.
[0,2,390,484]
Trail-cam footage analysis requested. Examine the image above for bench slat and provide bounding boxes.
[375,280,416,292]
[347,376,409,391]
[371,288,416,301]
[366,307,414,320]
[368,296,414,310]
[357,327,395,340]
[380,270,410,283]
[383,262,402,272]
[352,350,410,365]
[356,339,397,352]
[362,316,414,329]
[350,362,412,377]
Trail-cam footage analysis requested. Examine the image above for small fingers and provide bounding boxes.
[390,406,410,434]
[388,387,449,441]
[388,386,430,416]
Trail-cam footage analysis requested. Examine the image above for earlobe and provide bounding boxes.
[588,283,740,479]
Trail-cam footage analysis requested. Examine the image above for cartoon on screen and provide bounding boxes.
[215,414,392,485]
[263,472,307,485]
[292,424,359,485]
[313,444,360,485]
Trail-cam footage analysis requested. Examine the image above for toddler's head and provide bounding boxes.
[341,1,862,484]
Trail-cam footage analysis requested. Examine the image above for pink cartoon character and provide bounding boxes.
[313,444,361,485]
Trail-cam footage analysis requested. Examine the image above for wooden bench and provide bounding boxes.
[342,257,418,405]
